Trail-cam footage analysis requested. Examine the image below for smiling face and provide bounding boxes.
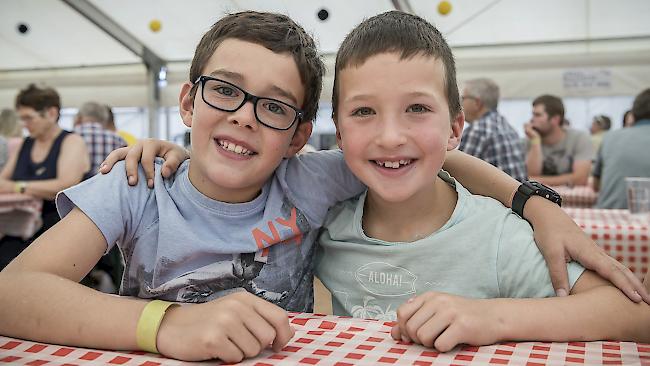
[335,52,463,204]
[179,38,311,203]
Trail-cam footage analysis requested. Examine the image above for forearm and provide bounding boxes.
[498,286,650,343]
[443,150,518,208]
[530,174,573,186]
[526,147,543,176]
[592,177,600,192]
[0,271,147,349]
[20,178,82,200]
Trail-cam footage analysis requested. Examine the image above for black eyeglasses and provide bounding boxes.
[194,76,304,131]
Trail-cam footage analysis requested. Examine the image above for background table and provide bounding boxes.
[565,207,650,279]
[552,185,599,208]
[2,312,649,365]
[0,193,42,240]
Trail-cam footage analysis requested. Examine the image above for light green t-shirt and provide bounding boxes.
[316,171,585,320]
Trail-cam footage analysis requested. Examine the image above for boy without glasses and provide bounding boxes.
[2,10,645,364]
[316,11,650,349]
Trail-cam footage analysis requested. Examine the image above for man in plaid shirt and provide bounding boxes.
[459,78,527,182]
[74,102,127,176]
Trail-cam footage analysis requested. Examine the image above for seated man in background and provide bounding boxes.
[524,95,592,186]
[593,88,650,209]
[459,78,527,182]
[589,114,611,156]
[74,102,127,175]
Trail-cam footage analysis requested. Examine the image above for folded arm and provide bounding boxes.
[393,271,650,351]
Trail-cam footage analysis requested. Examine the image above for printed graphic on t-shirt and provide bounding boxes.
[346,262,419,321]
[124,198,313,307]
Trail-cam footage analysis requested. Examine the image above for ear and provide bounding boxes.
[550,114,562,127]
[447,111,465,150]
[179,82,195,128]
[285,121,313,157]
[45,107,58,122]
[334,120,343,150]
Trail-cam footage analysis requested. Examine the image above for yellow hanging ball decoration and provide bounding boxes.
[149,19,162,32]
[438,1,452,15]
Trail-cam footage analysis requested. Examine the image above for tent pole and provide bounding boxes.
[62,0,166,138]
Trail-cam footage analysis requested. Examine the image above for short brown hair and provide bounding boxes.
[533,94,565,125]
[632,88,650,121]
[189,11,324,123]
[15,84,61,121]
[332,11,461,121]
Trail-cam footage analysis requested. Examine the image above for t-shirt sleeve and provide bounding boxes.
[573,132,594,162]
[56,161,151,253]
[496,212,585,298]
[280,150,365,224]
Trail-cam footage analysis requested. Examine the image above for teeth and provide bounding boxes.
[375,159,411,169]
[218,140,253,155]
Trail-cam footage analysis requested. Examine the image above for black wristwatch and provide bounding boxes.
[512,180,562,219]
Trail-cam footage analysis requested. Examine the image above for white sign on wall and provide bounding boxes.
[563,69,612,92]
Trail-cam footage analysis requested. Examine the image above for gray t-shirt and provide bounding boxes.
[593,121,650,209]
[316,171,584,320]
[57,150,364,311]
[527,128,592,176]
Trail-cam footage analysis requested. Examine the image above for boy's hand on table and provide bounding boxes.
[524,197,650,304]
[391,292,504,352]
[100,139,189,188]
[156,291,294,362]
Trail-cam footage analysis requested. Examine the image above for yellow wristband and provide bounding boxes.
[530,138,541,145]
[136,300,178,353]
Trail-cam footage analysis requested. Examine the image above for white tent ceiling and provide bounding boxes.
[1,0,650,110]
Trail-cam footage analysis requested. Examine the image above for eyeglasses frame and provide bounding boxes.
[193,75,305,131]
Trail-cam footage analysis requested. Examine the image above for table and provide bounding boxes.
[2,312,650,365]
[0,193,42,240]
[552,185,599,208]
[565,207,650,279]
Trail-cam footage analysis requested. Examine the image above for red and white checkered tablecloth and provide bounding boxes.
[2,312,650,365]
[0,193,42,240]
[552,185,599,208]
[564,207,650,279]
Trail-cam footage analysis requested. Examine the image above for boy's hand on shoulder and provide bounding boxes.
[99,139,189,188]
[391,292,505,352]
[156,292,294,362]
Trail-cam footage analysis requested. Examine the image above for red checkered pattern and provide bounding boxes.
[2,313,650,365]
[552,185,599,208]
[0,193,43,240]
[565,208,650,279]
